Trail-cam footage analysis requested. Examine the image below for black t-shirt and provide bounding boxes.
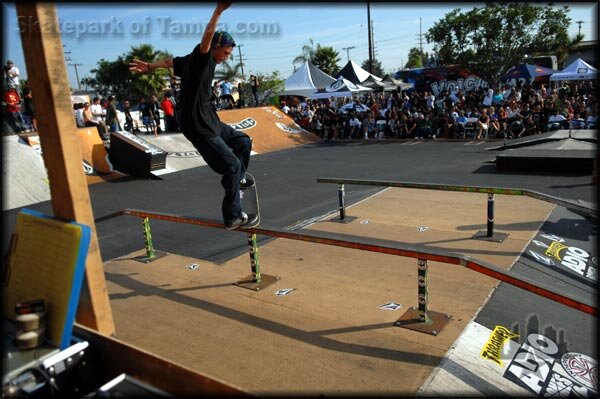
[173,44,221,138]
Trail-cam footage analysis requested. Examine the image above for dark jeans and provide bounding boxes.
[184,122,252,224]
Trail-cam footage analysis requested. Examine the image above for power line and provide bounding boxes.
[342,46,356,62]
[237,44,246,80]
[68,63,83,90]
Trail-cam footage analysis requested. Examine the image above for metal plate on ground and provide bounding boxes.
[472,231,509,243]
[329,216,358,224]
[235,274,280,291]
[394,306,452,336]
[133,250,169,264]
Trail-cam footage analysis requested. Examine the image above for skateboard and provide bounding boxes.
[240,172,260,228]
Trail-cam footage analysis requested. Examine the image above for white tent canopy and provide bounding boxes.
[309,77,372,99]
[335,60,382,84]
[550,58,597,81]
[281,61,337,97]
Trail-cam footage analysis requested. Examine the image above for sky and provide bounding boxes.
[2,2,597,89]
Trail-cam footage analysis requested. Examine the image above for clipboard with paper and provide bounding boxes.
[3,208,91,349]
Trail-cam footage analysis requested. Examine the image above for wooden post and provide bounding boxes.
[15,3,115,336]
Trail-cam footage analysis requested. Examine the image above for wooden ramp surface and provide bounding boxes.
[103,188,553,395]
[217,106,320,154]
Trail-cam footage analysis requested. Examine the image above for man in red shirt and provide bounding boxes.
[4,88,26,133]
[160,93,177,132]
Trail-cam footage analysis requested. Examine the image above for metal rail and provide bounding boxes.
[97,208,597,317]
[316,178,598,219]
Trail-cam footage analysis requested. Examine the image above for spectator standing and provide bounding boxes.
[161,92,177,132]
[4,60,20,89]
[4,87,25,133]
[148,95,161,133]
[122,99,136,133]
[105,95,119,133]
[21,88,37,132]
[220,78,234,108]
[249,75,259,106]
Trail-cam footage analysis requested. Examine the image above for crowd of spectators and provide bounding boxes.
[281,80,597,141]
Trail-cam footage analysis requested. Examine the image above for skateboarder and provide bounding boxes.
[129,2,258,230]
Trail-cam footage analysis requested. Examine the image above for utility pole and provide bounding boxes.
[237,44,245,80]
[576,20,584,36]
[419,17,423,67]
[342,46,355,62]
[69,63,82,90]
[367,1,373,73]
[63,45,72,62]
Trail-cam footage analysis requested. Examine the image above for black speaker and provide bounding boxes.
[109,131,167,177]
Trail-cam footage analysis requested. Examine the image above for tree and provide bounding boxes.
[215,57,243,82]
[425,3,581,85]
[293,38,316,67]
[404,47,425,69]
[361,58,384,77]
[81,44,171,102]
[312,45,341,76]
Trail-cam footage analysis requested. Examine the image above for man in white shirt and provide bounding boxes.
[90,97,105,123]
[281,101,290,114]
[425,92,435,110]
[482,88,494,107]
[347,114,361,139]
[4,60,19,89]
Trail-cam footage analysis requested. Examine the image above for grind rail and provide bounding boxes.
[96,208,596,337]
[317,178,598,243]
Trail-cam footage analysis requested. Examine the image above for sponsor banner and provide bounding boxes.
[262,107,284,119]
[503,333,598,396]
[526,233,597,282]
[275,122,304,134]
[227,118,257,130]
[168,151,202,158]
[480,325,519,367]
[117,130,167,156]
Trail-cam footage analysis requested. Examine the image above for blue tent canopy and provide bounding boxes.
[501,63,557,86]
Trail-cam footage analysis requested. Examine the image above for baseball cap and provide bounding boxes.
[211,31,236,48]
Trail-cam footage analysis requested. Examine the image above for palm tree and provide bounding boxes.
[125,44,170,98]
[216,59,243,81]
[293,38,316,67]
[312,45,341,76]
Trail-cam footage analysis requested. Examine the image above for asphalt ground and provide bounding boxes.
[3,138,596,262]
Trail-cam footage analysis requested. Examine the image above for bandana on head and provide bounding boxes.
[211,31,236,48]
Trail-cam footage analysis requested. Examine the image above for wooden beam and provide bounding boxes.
[74,324,251,396]
[15,3,115,335]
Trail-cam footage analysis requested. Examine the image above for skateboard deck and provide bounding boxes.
[240,172,260,227]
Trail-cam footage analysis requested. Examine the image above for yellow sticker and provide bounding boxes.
[480,326,519,366]
[545,241,569,260]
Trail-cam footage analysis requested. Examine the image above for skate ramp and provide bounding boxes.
[2,135,51,210]
[218,106,320,153]
[76,127,126,184]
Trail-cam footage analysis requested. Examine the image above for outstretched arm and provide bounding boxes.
[199,2,232,54]
[129,58,173,74]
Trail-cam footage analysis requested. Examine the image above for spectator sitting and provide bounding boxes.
[585,109,597,129]
[83,102,108,139]
[476,108,490,140]
[347,113,361,139]
[74,103,85,128]
[454,111,468,137]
